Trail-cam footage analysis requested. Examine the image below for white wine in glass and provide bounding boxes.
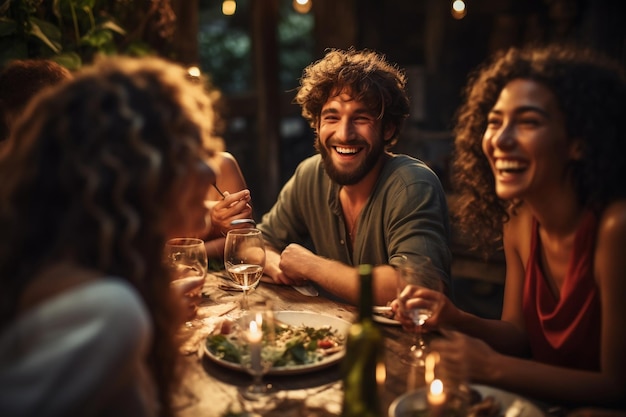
[224,228,266,309]
[396,255,444,367]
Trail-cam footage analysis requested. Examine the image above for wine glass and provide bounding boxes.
[424,351,470,417]
[238,299,276,400]
[164,237,208,327]
[396,255,444,367]
[224,228,266,310]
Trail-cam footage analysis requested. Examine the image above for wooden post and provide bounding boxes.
[250,0,281,216]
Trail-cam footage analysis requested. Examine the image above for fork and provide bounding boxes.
[213,183,226,198]
[213,183,253,217]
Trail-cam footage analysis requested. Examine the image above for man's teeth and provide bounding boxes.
[335,146,358,154]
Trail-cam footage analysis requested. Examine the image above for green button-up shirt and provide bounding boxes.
[258,153,452,291]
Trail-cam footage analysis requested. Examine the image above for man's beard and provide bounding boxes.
[316,136,385,185]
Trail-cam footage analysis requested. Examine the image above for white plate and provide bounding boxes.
[373,306,401,326]
[388,384,544,417]
[373,315,401,325]
[204,311,351,375]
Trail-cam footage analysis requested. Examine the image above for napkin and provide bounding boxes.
[292,284,319,297]
[179,302,238,356]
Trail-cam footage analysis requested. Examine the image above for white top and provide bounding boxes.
[0,279,158,417]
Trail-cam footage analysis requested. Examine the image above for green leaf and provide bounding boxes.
[206,335,242,364]
[53,52,82,70]
[100,20,126,36]
[80,29,113,48]
[285,343,308,364]
[31,17,63,43]
[28,21,61,53]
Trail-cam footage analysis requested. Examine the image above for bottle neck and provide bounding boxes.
[358,264,373,321]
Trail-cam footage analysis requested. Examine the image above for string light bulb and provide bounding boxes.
[187,66,201,78]
[451,0,467,20]
[293,0,312,14]
[222,0,236,16]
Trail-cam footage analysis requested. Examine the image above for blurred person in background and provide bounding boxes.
[0,59,72,151]
[202,151,253,263]
[0,55,223,416]
[184,69,254,264]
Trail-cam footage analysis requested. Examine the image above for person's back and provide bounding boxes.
[0,268,155,416]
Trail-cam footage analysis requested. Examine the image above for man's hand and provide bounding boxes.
[277,243,317,286]
[261,243,315,286]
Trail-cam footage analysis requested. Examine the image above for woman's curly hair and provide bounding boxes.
[295,47,410,149]
[0,55,223,416]
[451,44,626,256]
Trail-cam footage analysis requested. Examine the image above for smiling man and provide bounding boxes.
[257,48,451,306]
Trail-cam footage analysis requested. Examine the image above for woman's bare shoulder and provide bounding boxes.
[503,204,533,258]
[217,152,245,180]
[218,151,239,168]
[597,199,626,243]
[504,204,533,236]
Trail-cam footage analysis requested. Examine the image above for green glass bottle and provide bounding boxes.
[340,264,386,417]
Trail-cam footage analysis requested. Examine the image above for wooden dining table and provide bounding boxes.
[173,271,426,417]
[172,272,625,417]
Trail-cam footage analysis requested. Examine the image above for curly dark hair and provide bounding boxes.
[0,56,222,417]
[0,59,72,142]
[294,47,410,148]
[451,44,626,256]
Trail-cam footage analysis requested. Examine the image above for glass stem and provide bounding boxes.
[417,327,426,350]
[410,324,427,366]
[251,372,263,392]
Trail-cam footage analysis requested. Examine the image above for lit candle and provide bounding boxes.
[247,320,263,373]
[427,378,446,417]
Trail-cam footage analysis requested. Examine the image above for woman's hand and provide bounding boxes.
[209,189,252,236]
[170,275,205,321]
[430,329,499,383]
[391,288,460,332]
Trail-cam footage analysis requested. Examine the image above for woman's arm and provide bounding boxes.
[431,201,626,408]
[203,152,252,259]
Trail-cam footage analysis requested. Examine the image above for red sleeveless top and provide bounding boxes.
[522,210,601,371]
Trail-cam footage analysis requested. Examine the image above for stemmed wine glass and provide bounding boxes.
[224,228,266,310]
[239,299,276,400]
[164,237,208,327]
[396,255,444,367]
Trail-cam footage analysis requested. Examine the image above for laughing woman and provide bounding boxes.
[396,44,626,409]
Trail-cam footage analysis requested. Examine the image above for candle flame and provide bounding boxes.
[430,378,443,395]
[247,318,263,343]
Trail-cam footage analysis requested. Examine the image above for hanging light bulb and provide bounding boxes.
[293,0,312,14]
[222,0,236,16]
[451,0,467,20]
[187,66,201,78]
